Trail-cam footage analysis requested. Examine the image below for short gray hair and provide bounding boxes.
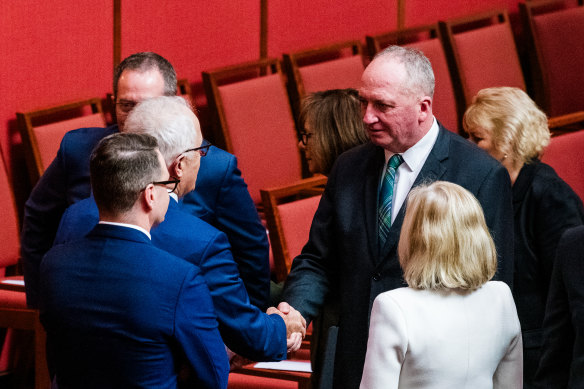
[375,45,435,98]
[124,96,201,166]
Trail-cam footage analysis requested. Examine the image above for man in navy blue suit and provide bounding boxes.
[22,52,270,310]
[278,46,514,388]
[55,96,305,362]
[40,132,229,389]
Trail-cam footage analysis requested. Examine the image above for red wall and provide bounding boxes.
[0,0,528,213]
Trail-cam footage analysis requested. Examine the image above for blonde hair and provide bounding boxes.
[398,181,497,290]
[463,87,550,166]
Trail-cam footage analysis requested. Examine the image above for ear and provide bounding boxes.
[141,183,156,212]
[418,96,432,122]
[171,155,185,179]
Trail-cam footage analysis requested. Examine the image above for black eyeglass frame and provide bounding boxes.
[152,178,180,194]
[299,131,313,146]
[182,141,212,157]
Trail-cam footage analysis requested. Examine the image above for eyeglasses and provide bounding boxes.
[152,178,180,194]
[182,140,212,157]
[299,131,313,146]
[115,100,138,113]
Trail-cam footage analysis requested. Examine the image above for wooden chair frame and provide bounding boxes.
[0,283,50,389]
[261,176,327,283]
[202,58,285,152]
[365,23,441,58]
[282,40,365,126]
[548,111,584,135]
[519,0,584,116]
[439,9,524,125]
[17,98,105,185]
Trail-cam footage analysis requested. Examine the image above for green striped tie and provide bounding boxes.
[378,154,404,247]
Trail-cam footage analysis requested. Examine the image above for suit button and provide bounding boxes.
[372,273,381,281]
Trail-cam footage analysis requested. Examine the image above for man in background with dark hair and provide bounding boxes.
[39,132,229,389]
[22,52,270,311]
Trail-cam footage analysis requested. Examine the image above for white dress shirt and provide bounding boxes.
[382,118,440,224]
[98,221,151,240]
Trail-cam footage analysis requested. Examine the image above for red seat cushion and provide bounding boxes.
[228,373,299,388]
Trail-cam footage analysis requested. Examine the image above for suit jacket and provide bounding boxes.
[22,124,269,310]
[39,224,229,389]
[282,125,514,389]
[56,198,287,361]
[535,226,584,388]
[512,161,584,386]
[360,282,523,389]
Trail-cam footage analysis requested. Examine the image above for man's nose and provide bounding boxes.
[362,104,377,124]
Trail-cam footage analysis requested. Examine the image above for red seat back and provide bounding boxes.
[203,59,302,204]
[531,6,584,116]
[541,130,584,201]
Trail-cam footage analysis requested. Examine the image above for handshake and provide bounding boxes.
[266,302,306,353]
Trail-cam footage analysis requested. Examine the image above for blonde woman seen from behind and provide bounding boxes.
[360,181,522,389]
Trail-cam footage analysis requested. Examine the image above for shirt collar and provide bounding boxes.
[98,221,151,240]
[384,117,440,172]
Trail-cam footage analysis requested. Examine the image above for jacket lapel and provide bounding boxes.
[378,126,450,260]
[364,145,386,264]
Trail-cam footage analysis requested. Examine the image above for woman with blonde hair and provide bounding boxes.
[360,181,522,389]
[298,88,369,175]
[463,87,584,387]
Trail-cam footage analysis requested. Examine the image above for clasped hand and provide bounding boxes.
[266,302,306,353]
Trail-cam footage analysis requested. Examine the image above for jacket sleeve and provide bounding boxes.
[493,287,524,389]
[535,229,581,388]
[215,154,271,311]
[359,294,405,389]
[22,145,69,308]
[198,229,287,361]
[174,266,229,389]
[475,163,514,288]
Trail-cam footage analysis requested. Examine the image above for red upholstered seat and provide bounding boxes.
[277,196,321,264]
[17,98,106,185]
[298,55,364,95]
[439,10,525,123]
[366,24,459,133]
[541,130,584,202]
[261,176,327,283]
[521,2,584,117]
[407,39,458,132]
[0,149,50,389]
[203,59,303,205]
[34,113,105,170]
[283,40,365,123]
[228,373,299,388]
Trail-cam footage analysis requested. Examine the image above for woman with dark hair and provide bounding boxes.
[298,88,369,175]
